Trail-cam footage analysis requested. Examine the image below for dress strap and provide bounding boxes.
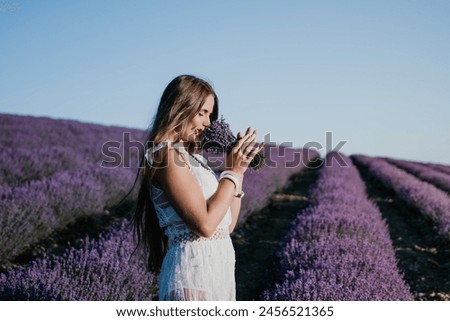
[145,141,191,169]
[170,142,191,169]
[145,142,169,167]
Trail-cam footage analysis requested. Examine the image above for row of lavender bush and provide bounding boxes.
[261,152,411,300]
[0,146,86,186]
[0,219,156,300]
[419,161,450,177]
[384,157,450,194]
[0,146,318,300]
[0,113,145,152]
[352,155,450,241]
[0,113,145,182]
[434,164,450,176]
[0,165,136,264]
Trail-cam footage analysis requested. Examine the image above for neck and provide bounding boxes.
[163,133,188,147]
[163,134,201,153]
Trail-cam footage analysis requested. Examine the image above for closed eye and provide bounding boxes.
[200,109,211,117]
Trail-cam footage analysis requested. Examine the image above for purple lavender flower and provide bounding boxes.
[0,219,156,300]
[201,117,265,170]
[261,152,412,301]
[352,154,450,240]
[384,157,450,194]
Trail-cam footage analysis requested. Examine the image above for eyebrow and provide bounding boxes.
[201,108,211,114]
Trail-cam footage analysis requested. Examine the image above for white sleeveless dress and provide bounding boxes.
[148,144,236,301]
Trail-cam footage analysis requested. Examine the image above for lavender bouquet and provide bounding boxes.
[201,117,265,170]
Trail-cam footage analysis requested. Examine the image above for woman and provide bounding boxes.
[132,75,264,300]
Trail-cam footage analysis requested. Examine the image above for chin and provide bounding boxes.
[190,133,202,142]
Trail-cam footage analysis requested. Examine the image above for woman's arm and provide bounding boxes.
[155,146,236,238]
[155,130,262,238]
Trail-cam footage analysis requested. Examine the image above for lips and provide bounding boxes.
[194,128,204,136]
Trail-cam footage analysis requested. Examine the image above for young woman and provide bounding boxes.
[132,75,264,300]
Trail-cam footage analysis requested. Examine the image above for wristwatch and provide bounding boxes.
[234,190,245,198]
[219,170,245,198]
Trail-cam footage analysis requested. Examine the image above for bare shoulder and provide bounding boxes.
[152,145,207,234]
[153,145,190,181]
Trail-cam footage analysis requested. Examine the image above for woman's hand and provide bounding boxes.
[225,127,265,176]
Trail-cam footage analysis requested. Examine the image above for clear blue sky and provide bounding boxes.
[1,0,449,163]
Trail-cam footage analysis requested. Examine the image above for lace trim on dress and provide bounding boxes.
[169,228,229,248]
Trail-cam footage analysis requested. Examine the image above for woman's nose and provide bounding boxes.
[204,117,211,127]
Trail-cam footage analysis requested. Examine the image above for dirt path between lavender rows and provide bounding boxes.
[233,158,450,301]
[231,159,322,300]
[354,161,450,301]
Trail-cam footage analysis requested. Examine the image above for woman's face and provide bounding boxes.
[181,94,214,142]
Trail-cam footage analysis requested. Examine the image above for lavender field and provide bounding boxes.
[261,152,412,300]
[1,113,449,300]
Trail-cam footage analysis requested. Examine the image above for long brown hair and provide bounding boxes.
[131,75,219,272]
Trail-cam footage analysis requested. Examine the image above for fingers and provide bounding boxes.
[233,128,255,154]
[234,127,265,165]
[242,141,264,163]
[242,128,261,155]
